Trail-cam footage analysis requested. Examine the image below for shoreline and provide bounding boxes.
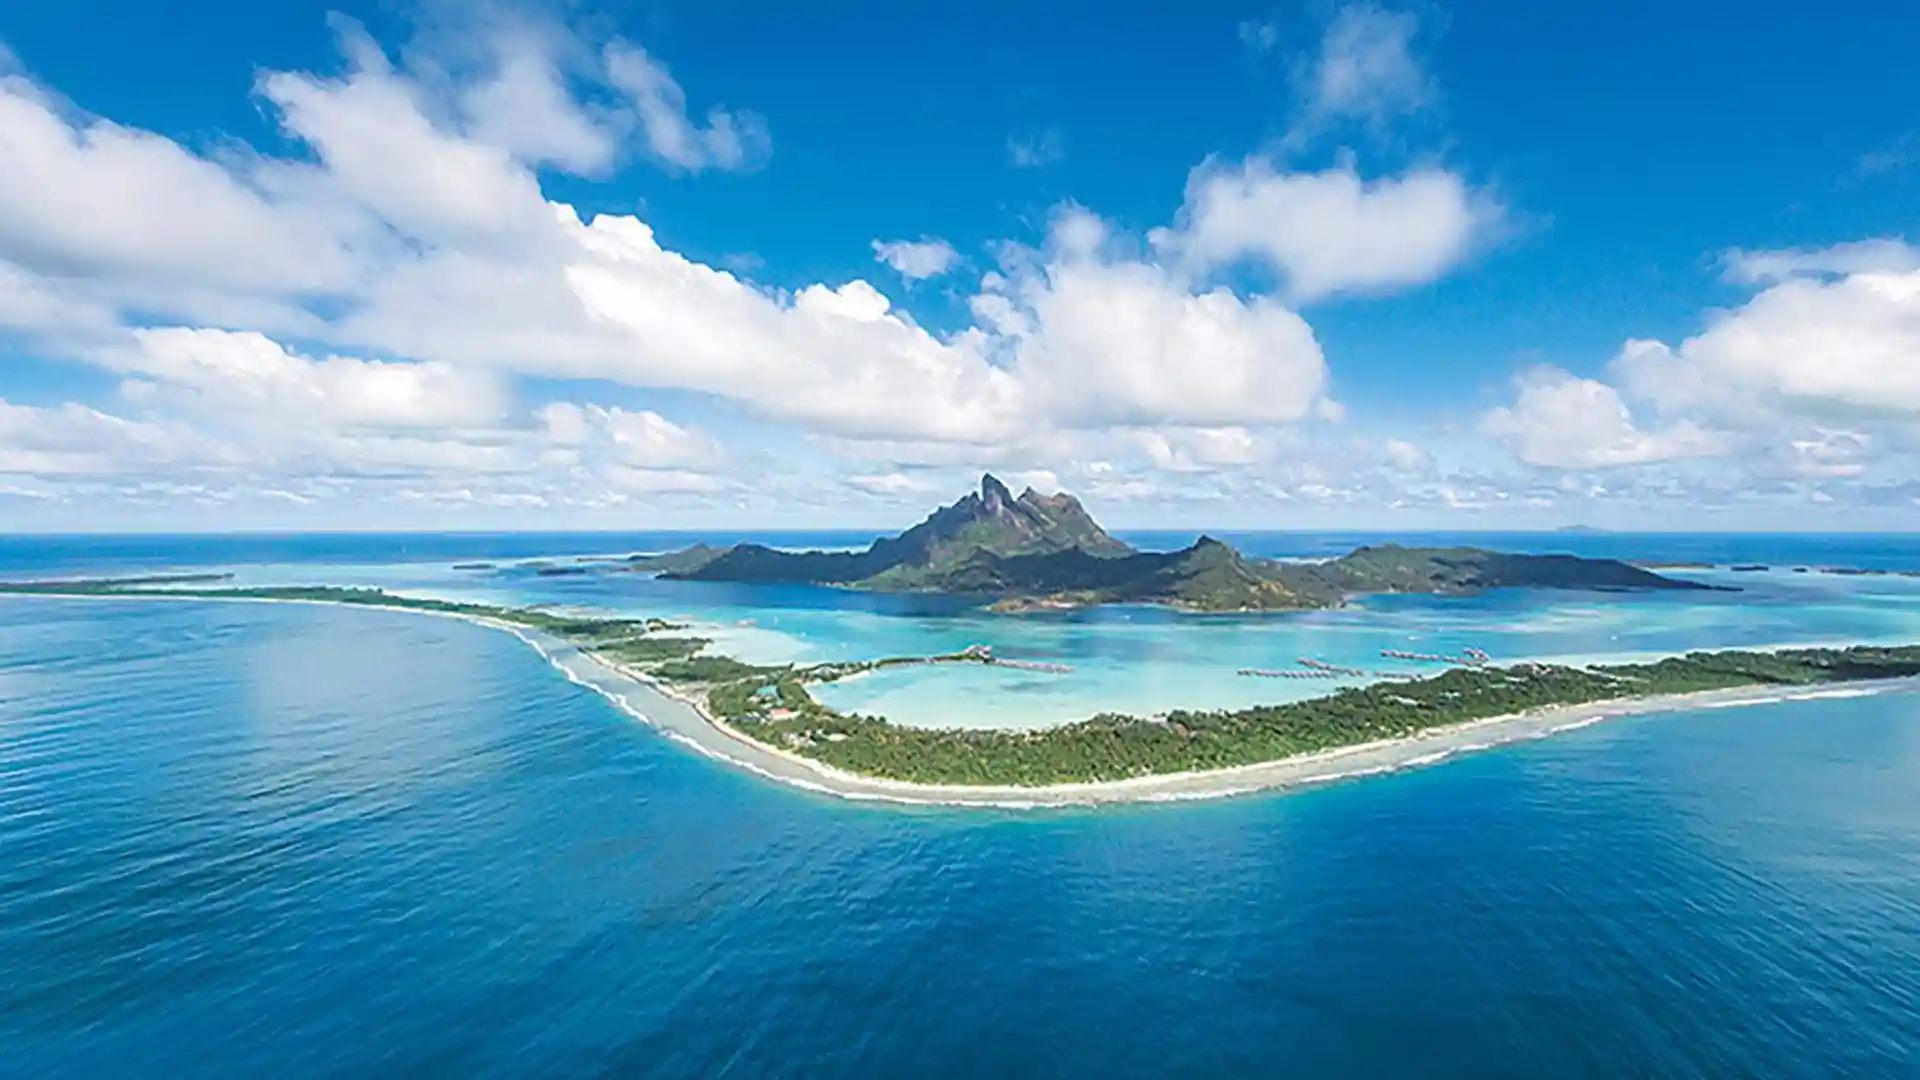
[8,589,1916,809]
[580,657,1918,808]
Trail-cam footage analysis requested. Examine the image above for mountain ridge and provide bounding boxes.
[664,474,1133,586]
[630,476,1720,611]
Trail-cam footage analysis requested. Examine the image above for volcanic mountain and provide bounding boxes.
[628,475,1719,612]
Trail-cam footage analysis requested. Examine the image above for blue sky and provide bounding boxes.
[0,0,1916,531]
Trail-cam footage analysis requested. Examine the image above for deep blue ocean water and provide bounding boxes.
[3,535,1920,1077]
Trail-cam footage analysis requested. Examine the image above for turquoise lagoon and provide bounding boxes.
[107,535,1920,730]
[2,530,1918,1078]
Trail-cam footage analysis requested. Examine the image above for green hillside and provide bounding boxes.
[624,477,1717,612]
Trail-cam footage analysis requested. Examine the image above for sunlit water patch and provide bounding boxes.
[1,594,1917,1077]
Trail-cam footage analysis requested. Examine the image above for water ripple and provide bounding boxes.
[1,597,1917,1078]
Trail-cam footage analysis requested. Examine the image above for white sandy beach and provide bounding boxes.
[11,590,1917,809]
[485,614,1920,809]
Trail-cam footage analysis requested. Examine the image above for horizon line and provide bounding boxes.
[3,526,1918,539]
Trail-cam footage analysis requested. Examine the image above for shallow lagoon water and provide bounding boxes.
[58,535,1920,730]
[2,533,1919,1077]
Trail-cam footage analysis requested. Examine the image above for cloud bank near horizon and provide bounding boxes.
[0,4,1910,530]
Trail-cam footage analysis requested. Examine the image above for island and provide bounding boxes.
[3,563,1908,806]
[623,474,1722,613]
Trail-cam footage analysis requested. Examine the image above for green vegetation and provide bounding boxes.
[652,656,792,684]
[624,543,728,575]
[9,570,1869,791]
[595,636,712,664]
[635,473,1129,581]
[701,644,1920,785]
[623,474,1716,613]
[1281,544,1720,597]
[893,536,1312,611]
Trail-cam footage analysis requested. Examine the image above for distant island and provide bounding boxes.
[1,479,1846,803]
[1,574,1915,803]
[625,474,1718,612]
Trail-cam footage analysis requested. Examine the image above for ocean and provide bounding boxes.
[1,533,1917,1077]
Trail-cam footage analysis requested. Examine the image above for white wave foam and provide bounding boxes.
[1697,695,1790,709]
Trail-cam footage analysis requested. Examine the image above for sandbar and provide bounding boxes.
[10,589,1915,810]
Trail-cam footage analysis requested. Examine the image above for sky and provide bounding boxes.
[0,0,1916,532]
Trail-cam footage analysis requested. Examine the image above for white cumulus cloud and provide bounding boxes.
[872,237,960,280]
[845,471,937,497]
[603,42,769,173]
[0,10,1537,523]
[1616,267,1920,417]
[457,28,620,175]
[983,208,1331,427]
[0,397,221,477]
[1133,426,1265,472]
[1287,3,1433,144]
[0,69,355,303]
[114,328,508,430]
[1718,239,1920,284]
[259,29,556,246]
[1382,438,1430,473]
[1483,367,1724,469]
[1156,160,1503,302]
[537,402,724,468]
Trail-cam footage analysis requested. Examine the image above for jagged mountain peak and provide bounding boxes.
[1017,486,1084,512]
[979,472,1015,512]
[640,482,1716,611]
[835,476,1134,578]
